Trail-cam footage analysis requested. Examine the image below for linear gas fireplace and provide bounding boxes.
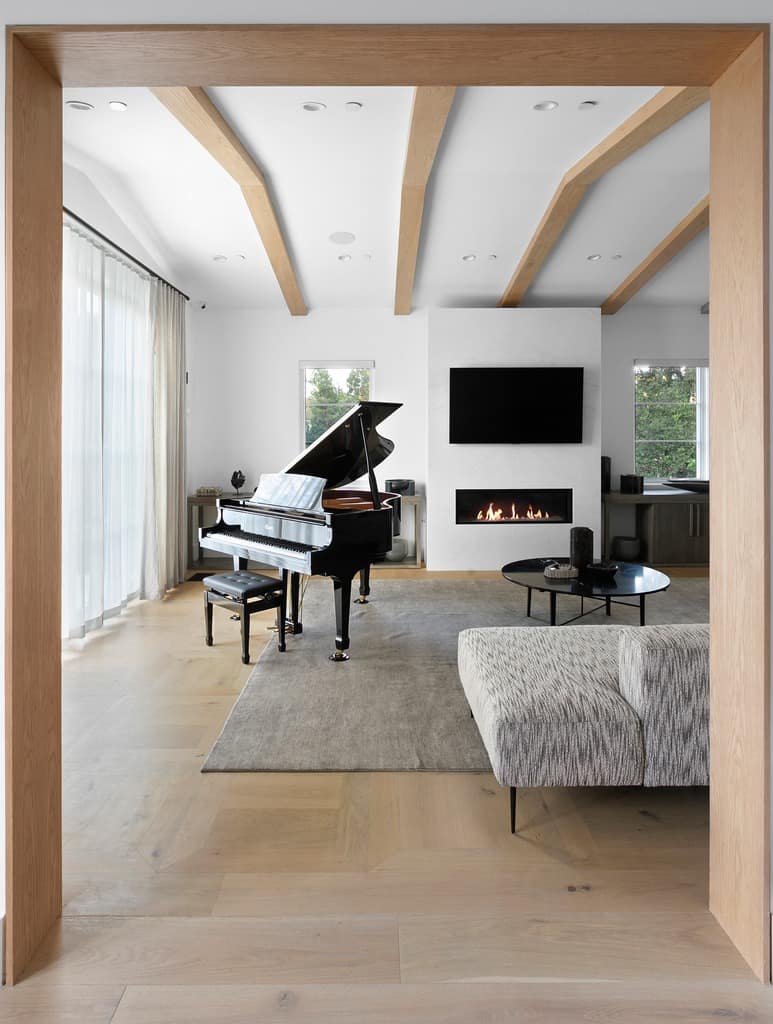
[456,488,573,525]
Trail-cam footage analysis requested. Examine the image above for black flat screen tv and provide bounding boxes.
[449,366,584,444]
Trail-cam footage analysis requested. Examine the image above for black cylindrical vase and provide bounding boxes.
[570,527,594,571]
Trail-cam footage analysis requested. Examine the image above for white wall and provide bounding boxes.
[63,162,173,281]
[426,308,601,570]
[186,307,427,496]
[602,305,710,485]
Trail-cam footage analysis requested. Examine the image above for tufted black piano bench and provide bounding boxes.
[203,571,287,664]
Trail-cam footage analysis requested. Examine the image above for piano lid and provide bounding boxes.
[282,401,402,489]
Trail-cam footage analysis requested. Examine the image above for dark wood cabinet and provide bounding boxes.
[636,499,709,566]
[603,488,709,567]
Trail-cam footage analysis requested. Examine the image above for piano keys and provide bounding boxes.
[199,401,402,660]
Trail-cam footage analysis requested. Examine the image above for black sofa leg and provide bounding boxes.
[510,786,517,834]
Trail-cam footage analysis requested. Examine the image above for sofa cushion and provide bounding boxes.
[617,624,709,786]
[458,625,644,788]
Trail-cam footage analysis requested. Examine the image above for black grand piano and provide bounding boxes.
[199,401,402,661]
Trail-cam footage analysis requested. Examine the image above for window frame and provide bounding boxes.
[633,358,709,482]
[299,359,375,449]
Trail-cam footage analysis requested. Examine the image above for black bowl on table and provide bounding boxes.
[582,561,619,579]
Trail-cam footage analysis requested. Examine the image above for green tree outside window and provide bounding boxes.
[634,365,706,479]
[303,365,372,446]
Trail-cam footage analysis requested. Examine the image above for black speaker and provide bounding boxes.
[620,474,644,494]
[386,479,415,496]
[601,456,611,494]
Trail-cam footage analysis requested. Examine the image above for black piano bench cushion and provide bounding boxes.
[203,571,282,601]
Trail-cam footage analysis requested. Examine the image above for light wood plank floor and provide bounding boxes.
[4,568,773,1022]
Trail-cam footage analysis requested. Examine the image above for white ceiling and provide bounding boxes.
[62,85,709,311]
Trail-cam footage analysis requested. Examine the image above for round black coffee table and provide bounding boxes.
[501,558,670,626]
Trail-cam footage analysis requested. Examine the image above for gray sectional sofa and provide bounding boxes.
[457,623,709,832]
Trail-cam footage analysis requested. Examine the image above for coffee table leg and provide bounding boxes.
[549,591,557,626]
[640,594,646,626]
[606,596,611,617]
[526,587,532,617]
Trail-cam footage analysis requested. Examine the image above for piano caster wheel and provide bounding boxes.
[205,638,213,647]
[329,650,350,662]
[241,656,250,665]
[355,597,368,604]
[278,643,286,652]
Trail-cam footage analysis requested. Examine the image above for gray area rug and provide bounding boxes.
[202,575,708,772]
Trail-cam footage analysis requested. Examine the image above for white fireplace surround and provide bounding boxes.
[426,308,602,571]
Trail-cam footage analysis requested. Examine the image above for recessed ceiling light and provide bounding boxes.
[213,255,228,263]
[235,254,246,262]
[338,254,352,262]
[65,100,94,112]
[533,100,559,112]
[329,231,356,245]
[108,100,128,112]
[488,254,498,261]
[345,101,363,111]
[611,253,622,260]
[579,100,599,110]
[462,254,477,262]
[587,253,602,262]
[302,101,327,112]
[363,253,372,261]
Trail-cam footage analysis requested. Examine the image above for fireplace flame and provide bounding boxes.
[475,501,550,522]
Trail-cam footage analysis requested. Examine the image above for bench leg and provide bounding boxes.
[240,605,250,664]
[526,587,532,617]
[204,593,213,646]
[510,786,517,835]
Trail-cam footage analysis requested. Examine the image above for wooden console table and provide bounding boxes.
[187,492,243,569]
[383,494,423,569]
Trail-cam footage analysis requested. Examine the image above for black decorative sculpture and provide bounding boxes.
[570,526,594,571]
[230,469,246,496]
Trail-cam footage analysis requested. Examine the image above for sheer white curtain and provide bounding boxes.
[146,281,187,598]
[62,221,186,639]
[62,226,107,638]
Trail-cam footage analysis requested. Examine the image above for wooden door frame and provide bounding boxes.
[5,22,770,983]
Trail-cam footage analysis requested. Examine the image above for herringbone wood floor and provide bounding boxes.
[3,569,772,1022]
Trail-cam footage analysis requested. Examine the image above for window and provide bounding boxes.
[300,361,374,446]
[634,361,709,480]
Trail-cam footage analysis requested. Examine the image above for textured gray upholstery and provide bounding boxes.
[617,624,709,786]
[458,623,710,791]
[457,626,644,788]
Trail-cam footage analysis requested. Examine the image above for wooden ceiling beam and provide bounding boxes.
[152,86,307,316]
[601,196,710,315]
[498,85,709,309]
[395,86,456,315]
[17,25,763,88]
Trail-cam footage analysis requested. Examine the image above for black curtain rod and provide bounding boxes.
[63,206,190,302]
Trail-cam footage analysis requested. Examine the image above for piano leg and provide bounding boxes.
[289,572,303,635]
[330,574,353,662]
[276,572,287,653]
[356,564,370,604]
